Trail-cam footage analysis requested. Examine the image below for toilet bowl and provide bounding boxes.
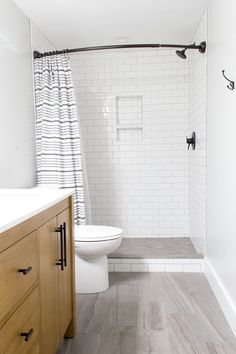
[74,225,123,293]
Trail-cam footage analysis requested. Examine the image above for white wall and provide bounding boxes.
[188,11,207,254]
[207,0,236,333]
[0,0,35,188]
[29,21,55,187]
[71,49,189,237]
[30,21,55,53]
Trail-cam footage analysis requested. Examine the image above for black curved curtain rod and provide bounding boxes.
[33,42,206,59]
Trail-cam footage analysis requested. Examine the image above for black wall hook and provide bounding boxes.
[222,70,235,90]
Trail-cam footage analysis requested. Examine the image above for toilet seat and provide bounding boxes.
[74,225,123,242]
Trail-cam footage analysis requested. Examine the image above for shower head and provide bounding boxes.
[176,48,187,59]
[175,41,206,60]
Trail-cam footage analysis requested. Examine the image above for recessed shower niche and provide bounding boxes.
[116,95,143,141]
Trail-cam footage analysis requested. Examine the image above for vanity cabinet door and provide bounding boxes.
[30,342,40,354]
[0,286,40,354]
[57,208,73,338]
[38,206,74,354]
[38,217,60,354]
[0,231,38,325]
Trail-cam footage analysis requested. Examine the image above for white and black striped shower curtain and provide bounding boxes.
[34,53,86,224]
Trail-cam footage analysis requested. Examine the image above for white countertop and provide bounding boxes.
[0,188,73,233]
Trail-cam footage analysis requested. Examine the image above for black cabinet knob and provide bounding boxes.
[20,328,34,342]
[18,266,32,275]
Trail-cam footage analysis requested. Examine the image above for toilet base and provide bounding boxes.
[75,255,109,293]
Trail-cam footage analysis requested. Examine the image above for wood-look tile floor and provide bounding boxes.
[110,237,204,259]
[67,273,236,354]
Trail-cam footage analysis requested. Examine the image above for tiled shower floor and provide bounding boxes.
[109,237,204,259]
[108,237,204,272]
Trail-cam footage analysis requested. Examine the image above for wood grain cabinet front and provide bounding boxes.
[38,216,59,354]
[0,286,40,354]
[57,209,73,339]
[30,342,40,354]
[39,207,75,354]
[0,231,38,325]
[0,197,75,354]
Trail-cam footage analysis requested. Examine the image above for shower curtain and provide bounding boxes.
[34,52,86,224]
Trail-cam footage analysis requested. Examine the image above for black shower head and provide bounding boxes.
[176,41,206,59]
[176,48,187,59]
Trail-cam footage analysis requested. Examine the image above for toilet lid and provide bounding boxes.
[74,225,123,242]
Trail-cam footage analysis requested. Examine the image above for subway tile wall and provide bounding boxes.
[30,19,207,244]
[188,11,207,253]
[70,49,189,237]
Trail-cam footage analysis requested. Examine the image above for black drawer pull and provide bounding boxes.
[20,328,34,342]
[55,224,64,271]
[63,222,67,267]
[18,266,32,275]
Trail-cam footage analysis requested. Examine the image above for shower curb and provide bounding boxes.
[108,258,204,272]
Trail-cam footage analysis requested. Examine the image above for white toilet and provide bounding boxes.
[74,225,123,293]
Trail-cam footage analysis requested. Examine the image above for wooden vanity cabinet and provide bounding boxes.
[39,207,74,354]
[57,209,73,338]
[38,216,59,354]
[0,196,76,354]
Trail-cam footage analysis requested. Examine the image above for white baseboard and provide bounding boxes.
[204,258,236,336]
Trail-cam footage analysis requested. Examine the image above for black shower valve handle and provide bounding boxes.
[186,136,193,149]
[186,132,196,150]
[186,138,191,149]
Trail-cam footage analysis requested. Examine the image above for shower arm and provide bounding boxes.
[33,42,206,59]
